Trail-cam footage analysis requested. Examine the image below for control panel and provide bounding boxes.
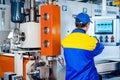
[94,19,115,45]
[88,16,120,46]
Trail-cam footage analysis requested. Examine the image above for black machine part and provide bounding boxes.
[10,0,25,23]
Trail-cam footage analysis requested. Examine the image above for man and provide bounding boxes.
[61,12,104,80]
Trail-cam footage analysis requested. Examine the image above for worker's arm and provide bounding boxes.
[92,41,104,56]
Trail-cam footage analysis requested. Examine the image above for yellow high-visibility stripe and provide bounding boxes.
[62,33,98,51]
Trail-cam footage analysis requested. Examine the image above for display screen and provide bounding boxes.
[95,19,113,34]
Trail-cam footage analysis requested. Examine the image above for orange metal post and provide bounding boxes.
[40,4,61,56]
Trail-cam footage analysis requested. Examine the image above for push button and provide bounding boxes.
[105,36,108,42]
[111,35,114,42]
[99,36,103,42]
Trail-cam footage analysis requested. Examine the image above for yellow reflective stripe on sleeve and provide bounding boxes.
[62,33,98,51]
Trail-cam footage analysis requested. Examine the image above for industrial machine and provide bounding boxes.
[12,0,61,79]
[0,0,62,80]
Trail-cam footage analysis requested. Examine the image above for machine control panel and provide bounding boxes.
[89,16,120,46]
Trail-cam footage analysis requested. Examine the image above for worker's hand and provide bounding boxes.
[58,56,64,66]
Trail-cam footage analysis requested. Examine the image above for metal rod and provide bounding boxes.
[47,0,57,4]
[30,0,35,21]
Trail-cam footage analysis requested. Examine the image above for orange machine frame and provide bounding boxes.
[0,54,29,80]
[41,4,61,56]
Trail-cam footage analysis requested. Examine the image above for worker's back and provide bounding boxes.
[62,29,104,80]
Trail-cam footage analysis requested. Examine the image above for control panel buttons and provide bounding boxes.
[99,36,103,42]
[95,35,116,46]
[111,35,114,42]
[105,36,108,42]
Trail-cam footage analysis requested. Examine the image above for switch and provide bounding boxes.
[111,35,114,42]
[99,36,103,42]
[105,36,108,42]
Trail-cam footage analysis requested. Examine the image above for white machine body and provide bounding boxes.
[57,1,119,40]
[20,22,40,48]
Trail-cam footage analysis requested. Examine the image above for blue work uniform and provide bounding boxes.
[61,28,104,80]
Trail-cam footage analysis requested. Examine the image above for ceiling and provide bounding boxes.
[3,0,115,6]
[67,0,114,5]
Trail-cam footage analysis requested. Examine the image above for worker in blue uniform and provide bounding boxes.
[61,12,104,80]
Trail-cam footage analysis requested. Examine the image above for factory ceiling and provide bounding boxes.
[68,0,114,3]
[4,0,115,6]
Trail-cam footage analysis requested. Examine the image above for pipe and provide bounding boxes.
[30,0,35,21]
[0,0,5,4]
[102,0,106,16]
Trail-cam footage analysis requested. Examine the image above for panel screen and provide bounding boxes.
[95,19,113,34]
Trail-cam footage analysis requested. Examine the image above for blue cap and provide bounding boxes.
[75,12,92,24]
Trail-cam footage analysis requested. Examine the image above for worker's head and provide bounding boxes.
[75,12,91,31]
